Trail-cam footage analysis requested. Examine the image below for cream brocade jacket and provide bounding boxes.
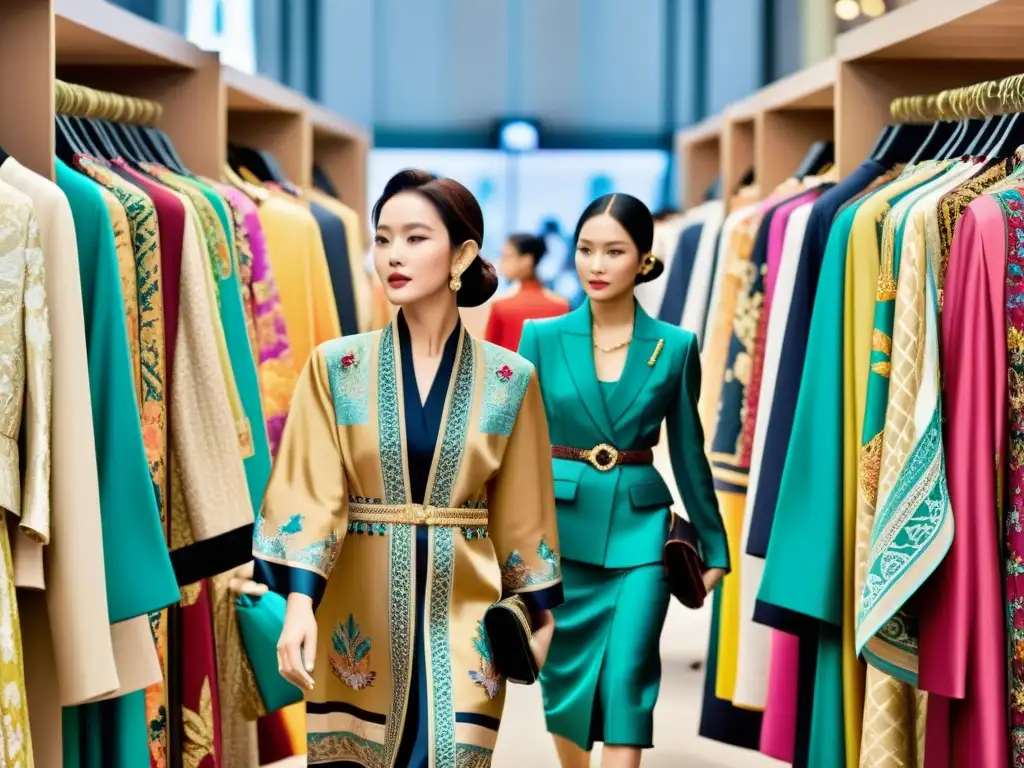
[0,178,52,768]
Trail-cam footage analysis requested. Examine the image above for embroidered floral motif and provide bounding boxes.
[181,677,216,768]
[325,335,372,426]
[278,514,303,536]
[499,537,562,591]
[998,189,1024,765]
[385,526,414,765]
[479,342,531,437]
[468,621,502,699]
[253,509,341,576]
[307,731,385,765]
[456,744,494,768]
[329,615,378,690]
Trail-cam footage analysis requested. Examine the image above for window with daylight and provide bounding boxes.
[186,0,256,74]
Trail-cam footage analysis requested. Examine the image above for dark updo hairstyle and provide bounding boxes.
[371,169,498,307]
[572,193,663,284]
[507,233,548,264]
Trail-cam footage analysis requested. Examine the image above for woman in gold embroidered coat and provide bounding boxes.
[254,170,563,768]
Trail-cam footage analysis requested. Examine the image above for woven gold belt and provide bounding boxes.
[348,502,489,527]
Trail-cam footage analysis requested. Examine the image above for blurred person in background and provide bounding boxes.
[485,233,570,351]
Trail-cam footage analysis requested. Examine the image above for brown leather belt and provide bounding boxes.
[552,444,654,472]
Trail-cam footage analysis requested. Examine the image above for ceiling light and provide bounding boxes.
[834,0,861,20]
[860,0,887,16]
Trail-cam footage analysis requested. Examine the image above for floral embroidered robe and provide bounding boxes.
[253,315,563,768]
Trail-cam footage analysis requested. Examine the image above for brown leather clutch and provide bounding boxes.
[663,514,708,609]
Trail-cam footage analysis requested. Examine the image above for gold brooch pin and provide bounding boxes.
[648,339,664,367]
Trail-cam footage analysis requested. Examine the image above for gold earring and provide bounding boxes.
[449,272,462,292]
[639,254,656,276]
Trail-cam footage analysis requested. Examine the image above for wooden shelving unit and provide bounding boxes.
[0,0,370,221]
[835,0,1024,176]
[754,58,836,194]
[55,0,223,180]
[676,116,722,210]
[722,104,757,204]
[223,66,312,189]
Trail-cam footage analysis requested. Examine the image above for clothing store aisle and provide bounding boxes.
[493,435,778,767]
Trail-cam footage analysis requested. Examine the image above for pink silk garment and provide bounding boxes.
[759,630,800,761]
[919,194,1008,768]
[217,185,297,456]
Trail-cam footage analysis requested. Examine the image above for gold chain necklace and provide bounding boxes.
[593,333,632,353]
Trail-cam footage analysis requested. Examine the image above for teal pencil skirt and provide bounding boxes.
[540,559,670,750]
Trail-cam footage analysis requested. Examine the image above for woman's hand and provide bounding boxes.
[702,567,727,595]
[278,593,317,691]
[228,562,268,597]
[530,609,555,671]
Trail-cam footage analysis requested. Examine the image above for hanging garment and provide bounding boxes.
[484,280,569,352]
[0,177,48,768]
[657,221,705,326]
[253,315,563,767]
[639,214,688,316]
[918,192,1009,768]
[307,189,373,334]
[257,191,342,372]
[310,200,359,337]
[733,195,819,713]
[678,200,726,345]
[0,157,121,768]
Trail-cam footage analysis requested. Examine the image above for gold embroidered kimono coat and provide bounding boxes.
[253,316,564,768]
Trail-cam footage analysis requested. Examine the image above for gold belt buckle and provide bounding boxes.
[584,443,619,471]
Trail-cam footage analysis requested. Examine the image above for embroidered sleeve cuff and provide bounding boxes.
[254,558,328,612]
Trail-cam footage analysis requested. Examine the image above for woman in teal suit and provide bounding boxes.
[519,193,730,768]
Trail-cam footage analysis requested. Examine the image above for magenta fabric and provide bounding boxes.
[765,189,822,305]
[758,629,800,762]
[216,185,296,456]
[920,194,1008,767]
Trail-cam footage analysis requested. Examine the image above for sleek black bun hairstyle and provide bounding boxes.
[371,169,498,307]
[507,233,548,263]
[572,193,663,284]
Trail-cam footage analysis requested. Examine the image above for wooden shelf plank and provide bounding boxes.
[837,0,1024,61]
[751,58,836,111]
[224,66,308,113]
[55,0,206,68]
[307,102,369,144]
[677,116,723,147]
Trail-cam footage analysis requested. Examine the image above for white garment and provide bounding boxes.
[636,214,688,316]
[679,201,726,345]
[732,201,812,709]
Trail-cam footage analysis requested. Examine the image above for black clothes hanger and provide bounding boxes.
[258,150,287,184]
[739,167,755,187]
[867,125,894,161]
[794,141,834,179]
[313,164,339,198]
[229,144,276,182]
[873,123,932,167]
[907,121,958,165]
[78,117,121,161]
[151,128,190,174]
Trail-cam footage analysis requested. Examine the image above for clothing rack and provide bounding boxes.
[0,0,369,220]
[675,0,1024,207]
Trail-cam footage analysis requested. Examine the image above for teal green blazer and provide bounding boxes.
[519,300,729,571]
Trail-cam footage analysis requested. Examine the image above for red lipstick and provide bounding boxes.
[588,279,610,290]
[387,272,411,288]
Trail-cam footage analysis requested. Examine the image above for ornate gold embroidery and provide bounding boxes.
[181,677,216,768]
[871,362,892,378]
[180,582,203,607]
[873,330,892,357]
[859,432,884,503]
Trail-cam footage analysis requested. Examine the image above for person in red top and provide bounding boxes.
[485,233,570,350]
